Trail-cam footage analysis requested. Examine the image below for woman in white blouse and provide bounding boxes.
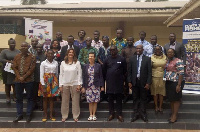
[59,48,82,122]
[38,49,60,122]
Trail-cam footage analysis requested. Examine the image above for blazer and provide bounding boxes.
[128,55,152,87]
[60,45,80,61]
[82,63,104,89]
[164,42,186,65]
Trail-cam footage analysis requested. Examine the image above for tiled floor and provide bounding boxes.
[0,129,200,132]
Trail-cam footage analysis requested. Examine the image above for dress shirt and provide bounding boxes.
[143,44,164,57]
[40,59,58,85]
[59,61,82,87]
[134,39,150,47]
[169,42,176,50]
[60,40,68,48]
[91,40,103,50]
[137,54,143,78]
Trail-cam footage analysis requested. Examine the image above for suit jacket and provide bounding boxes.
[128,55,152,87]
[164,42,186,65]
[60,45,80,61]
[82,63,104,89]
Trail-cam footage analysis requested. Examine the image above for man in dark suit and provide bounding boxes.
[164,33,186,65]
[60,35,80,61]
[128,44,152,122]
[103,45,127,122]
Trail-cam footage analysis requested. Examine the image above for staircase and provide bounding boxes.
[0,92,200,130]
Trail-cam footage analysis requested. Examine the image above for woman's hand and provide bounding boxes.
[76,85,81,92]
[81,87,86,93]
[176,84,181,93]
[59,86,63,93]
[43,85,47,94]
[101,87,105,92]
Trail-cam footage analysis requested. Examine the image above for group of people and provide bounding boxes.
[0,29,185,124]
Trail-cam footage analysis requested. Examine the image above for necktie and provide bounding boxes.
[137,55,140,74]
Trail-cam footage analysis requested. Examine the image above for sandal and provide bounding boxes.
[88,115,93,121]
[42,118,47,122]
[50,117,56,121]
[155,107,159,114]
[62,118,66,122]
[159,108,163,114]
[93,115,97,121]
[74,118,78,122]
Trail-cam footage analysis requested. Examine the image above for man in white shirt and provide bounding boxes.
[91,30,103,50]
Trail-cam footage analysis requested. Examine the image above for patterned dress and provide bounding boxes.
[86,65,100,103]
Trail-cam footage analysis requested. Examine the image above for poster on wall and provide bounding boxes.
[183,19,200,92]
[25,17,53,51]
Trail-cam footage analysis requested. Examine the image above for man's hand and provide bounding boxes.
[19,77,24,82]
[101,87,105,92]
[144,84,150,90]
[128,83,132,90]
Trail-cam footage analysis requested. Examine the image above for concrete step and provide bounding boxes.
[1,108,200,120]
[0,117,200,130]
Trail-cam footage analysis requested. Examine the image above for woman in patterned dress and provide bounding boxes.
[38,49,60,122]
[165,48,184,123]
[0,38,20,103]
[82,52,104,121]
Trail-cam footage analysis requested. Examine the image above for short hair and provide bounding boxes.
[50,39,61,51]
[169,33,176,37]
[68,35,74,39]
[56,32,62,35]
[78,30,86,36]
[127,36,134,40]
[167,48,175,54]
[116,28,122,31]
[151,35,157,39]
[102,36,109,40]
[89,52,96,58]
[94,30,100,34]
[47,49,54,53]
[8,38,16,44]
[139,31,146,35]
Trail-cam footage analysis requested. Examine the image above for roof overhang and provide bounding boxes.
[164,0,200,27]
[0,2,187,23]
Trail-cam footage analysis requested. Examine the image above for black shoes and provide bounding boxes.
[131,115,139,122]
[13,116,23,123]
[117,116,124,122]
[26,115,32,123]
[107,114,115,121]
[123,96,129,104]
[141,115,148,122]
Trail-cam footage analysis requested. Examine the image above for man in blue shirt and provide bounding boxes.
[134,31,150,47]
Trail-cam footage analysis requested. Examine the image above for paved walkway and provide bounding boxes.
[0,128,199,132]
